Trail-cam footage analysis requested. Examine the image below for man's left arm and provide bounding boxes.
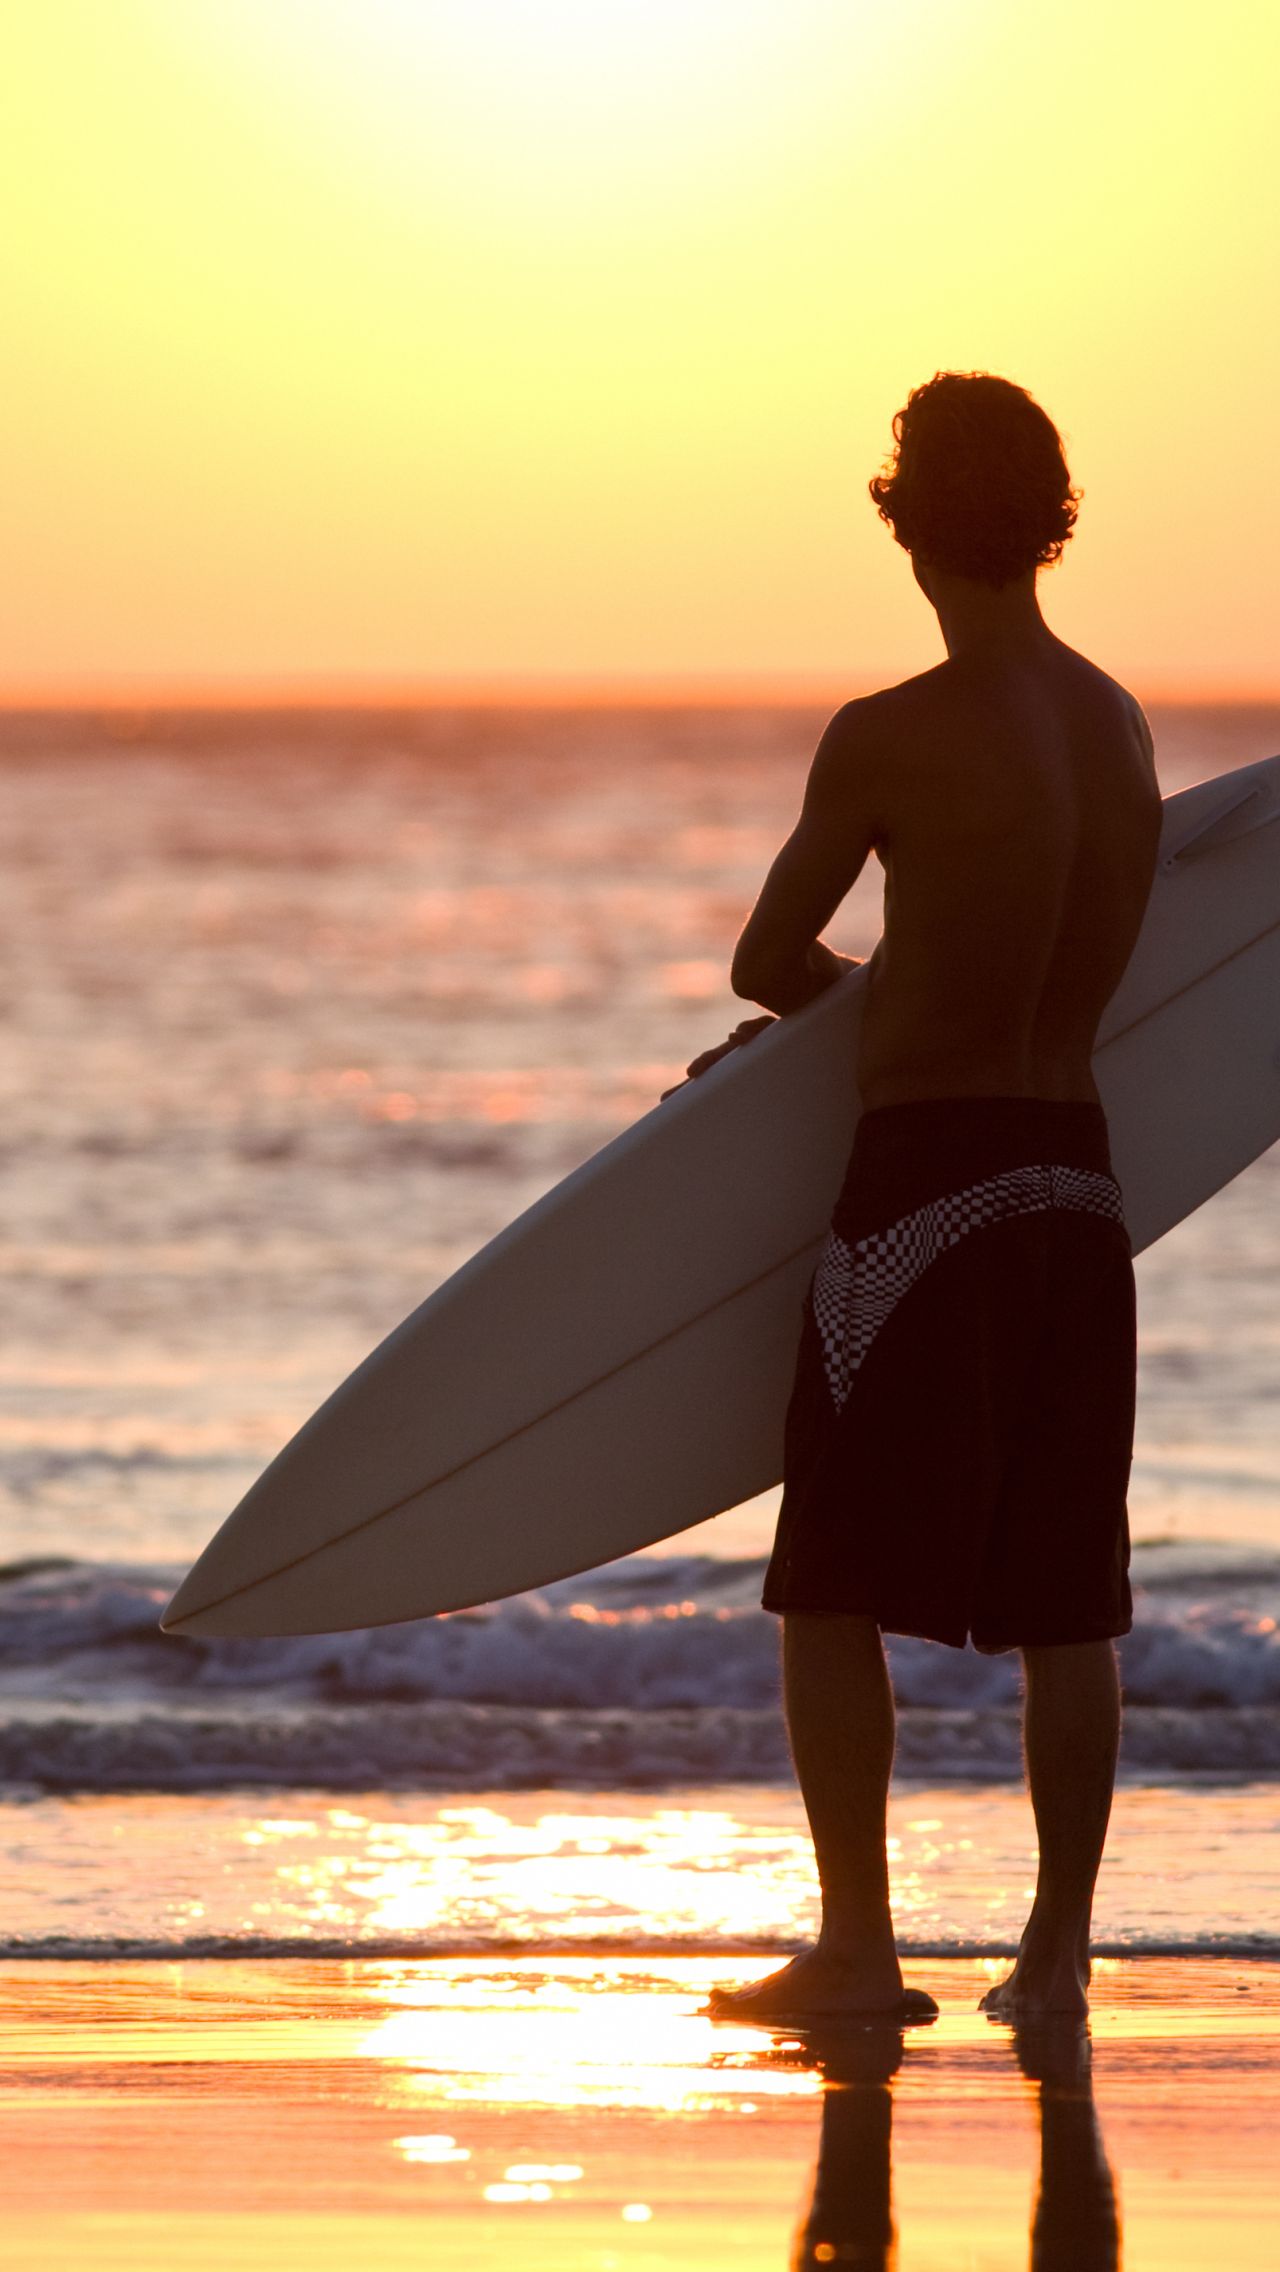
[731,703,881,1015]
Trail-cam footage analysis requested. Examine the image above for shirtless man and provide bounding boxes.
[694,372,1161,2024]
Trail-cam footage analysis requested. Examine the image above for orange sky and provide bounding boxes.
[1,2,1275,701]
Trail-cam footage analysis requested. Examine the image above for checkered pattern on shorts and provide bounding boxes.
[811,1161,1125,1413]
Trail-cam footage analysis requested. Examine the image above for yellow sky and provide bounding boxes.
[1,1,1275,699]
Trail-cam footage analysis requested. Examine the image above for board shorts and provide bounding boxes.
[762,1097,1135,1651]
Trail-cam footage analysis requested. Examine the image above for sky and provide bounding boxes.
[1,0,1275,700]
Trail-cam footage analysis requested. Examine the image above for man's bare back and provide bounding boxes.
[729,614,1161,1100]
[853,635,1161,1108]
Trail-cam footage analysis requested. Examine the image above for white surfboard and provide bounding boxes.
[163,755,1280,1638]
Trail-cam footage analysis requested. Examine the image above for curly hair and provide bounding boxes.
[869,372,1080,587]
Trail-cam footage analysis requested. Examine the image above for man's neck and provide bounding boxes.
[924,569,1049,663]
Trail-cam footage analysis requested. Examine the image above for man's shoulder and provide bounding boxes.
[1078,660,1154,760]
[805,678,948,831]
[1017,636,1149,724]
[818,669,950,756]
[838,649,1151,755]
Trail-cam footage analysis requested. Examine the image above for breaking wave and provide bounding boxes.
[1,1543,1277,1789]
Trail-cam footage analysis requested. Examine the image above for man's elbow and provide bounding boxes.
[732,951,796,1014]
[730,946,771,1003]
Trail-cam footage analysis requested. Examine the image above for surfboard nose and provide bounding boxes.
[161,1560,317,1634]
[159,1568,216,1632]
[160,1557,254,1634]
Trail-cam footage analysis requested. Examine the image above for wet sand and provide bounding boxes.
[1,1954,1276,2269]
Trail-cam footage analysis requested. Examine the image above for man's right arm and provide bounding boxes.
[730,703,881,1015]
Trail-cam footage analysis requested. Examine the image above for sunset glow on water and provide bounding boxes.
[2,1784,1277,1961]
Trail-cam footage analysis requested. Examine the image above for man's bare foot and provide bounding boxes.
[705,1947,938,2029]
[979,1941,1091,2022]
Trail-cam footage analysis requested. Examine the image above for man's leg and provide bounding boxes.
[709,1612,934,2021]
[981,1639,1121,2019]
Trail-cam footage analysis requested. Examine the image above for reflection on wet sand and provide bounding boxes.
[3,1957,1275,2268]
[788,2024,903,2270]
[784,2020,1119,2272]
[1017,2025,1119,2272]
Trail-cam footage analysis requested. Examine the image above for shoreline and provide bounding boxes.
[2,1780,1276,1962]
[3,1934,1280,1964]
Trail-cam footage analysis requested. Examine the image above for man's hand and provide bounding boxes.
[660,1015,777,1100]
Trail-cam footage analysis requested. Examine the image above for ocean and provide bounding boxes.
[2,700,1278,1960]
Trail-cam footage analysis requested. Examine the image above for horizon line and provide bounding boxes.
[1,670,1278,711]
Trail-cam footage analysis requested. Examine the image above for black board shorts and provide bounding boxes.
[762,1097,1135,1651]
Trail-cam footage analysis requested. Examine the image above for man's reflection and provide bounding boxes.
[1016,2024,1120,2272]
[777,2017,1120,2272]
[788,2024,902,2272]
